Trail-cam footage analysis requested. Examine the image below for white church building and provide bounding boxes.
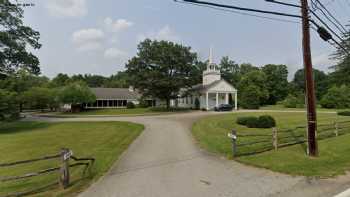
[172,49,238,110]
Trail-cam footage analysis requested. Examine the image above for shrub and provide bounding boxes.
[236,115,276,128]
[257,115,276,128]
[0,89,19,121]
[236,116,258,126]
[126,102,135,109]
[194,98,200,110]
[338,111,350,116]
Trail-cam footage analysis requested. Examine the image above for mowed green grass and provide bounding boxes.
[0,121,144,196]
[192,111,350,177]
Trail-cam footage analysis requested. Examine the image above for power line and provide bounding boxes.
[312,0,347,33]
[176,0,301,25]
[175,0,349,55]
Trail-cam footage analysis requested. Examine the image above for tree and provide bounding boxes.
[219,56,239,85]
[50,73,71,87]
[327,24,350,87]
[104,71,129,88]
[0,1,41,75]
[262,64,289,104]
[23,87,58,111]
[0,70,49,111]
[0,89,19,121]
[126,39,198,109]
[239,70,269,108]
[320,85,350,109]
[292,68,329,100]
[58,82,96,112]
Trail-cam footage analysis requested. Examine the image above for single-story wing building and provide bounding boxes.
[84,87,156,109]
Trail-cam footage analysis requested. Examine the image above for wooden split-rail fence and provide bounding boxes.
[0,148,95,197]
[228,120,350,157]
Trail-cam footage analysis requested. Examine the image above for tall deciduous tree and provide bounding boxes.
[239,70,269,108]
[219,56,239,85]
[0,0,41,75]
[293,68,329,100]
[262,64,289,104]
[126,39,198,108]
[58,82,96,112]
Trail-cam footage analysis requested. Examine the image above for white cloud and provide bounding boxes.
[72,28,104,44]
[72,28,105,52]
[77,42,103,52]
[47,0,87,17]
[104,18,134,33]
[137,25,180,42]
[104,48,127,59]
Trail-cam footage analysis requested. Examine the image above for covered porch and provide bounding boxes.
[204,91,238,110]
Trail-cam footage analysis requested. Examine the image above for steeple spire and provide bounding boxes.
[209,47,213,65]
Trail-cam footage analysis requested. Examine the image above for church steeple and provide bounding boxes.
[203,47,221,85]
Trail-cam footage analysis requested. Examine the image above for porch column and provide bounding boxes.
[216,92,219,107]
[206,92,209,110]
[225,93,229,104]
[235,92,238,110]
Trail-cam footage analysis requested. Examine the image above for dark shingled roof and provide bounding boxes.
[90,88,141,100]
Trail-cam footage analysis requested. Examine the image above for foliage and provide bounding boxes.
[0,89,19,121]
[58,82,96,106]
[262,64,289,104]
[257,115,276,128]
[239,70,269,109]
[282,94,305,108]
[338,111,350,116]
[126,102,135,109]
[219,56,240,85]
[0,0,41,75]
[22,87,58,111]
[320,85,350,109]
[236,115,276,128]
[126,39,198,108]
[236,116,258,126]
[292,68,329,100]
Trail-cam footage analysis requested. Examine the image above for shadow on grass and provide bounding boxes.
[0,122,51,135]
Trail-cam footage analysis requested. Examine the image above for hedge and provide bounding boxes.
[236,115,276,128]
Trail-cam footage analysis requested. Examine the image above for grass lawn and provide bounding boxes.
[192,111,350,177]
[260,104,349,112]
[0,121,144,196]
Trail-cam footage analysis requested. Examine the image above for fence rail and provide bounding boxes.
[229,120,350,157]
[0,148,95,197]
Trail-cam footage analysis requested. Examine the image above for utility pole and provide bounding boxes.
[301,0,318,157]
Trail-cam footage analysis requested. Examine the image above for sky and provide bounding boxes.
[20,0,350,79]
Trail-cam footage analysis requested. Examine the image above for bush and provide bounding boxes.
[338,111,350,116]
[126,102,135,109]
[236,115,276,128]
[236,116,258,126]
[194,98,200,110]
[257,115,276,128]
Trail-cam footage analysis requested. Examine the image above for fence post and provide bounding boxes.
[59,148,70,189]
[335,121,339,137]
[231,129,237,157]
[273,127,278,150]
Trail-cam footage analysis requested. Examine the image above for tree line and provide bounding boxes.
[1,1,349,120]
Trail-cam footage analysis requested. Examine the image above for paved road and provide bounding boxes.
[26,111,350,197]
